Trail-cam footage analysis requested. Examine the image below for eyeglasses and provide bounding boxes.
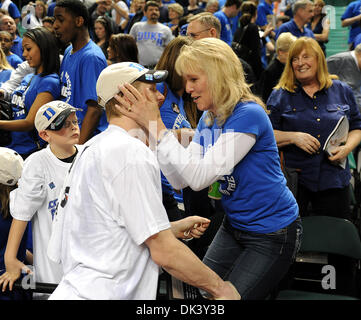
[0,37,11,43]
[62,119,80,128]
[187,28,211,39]
[291,54,314,65]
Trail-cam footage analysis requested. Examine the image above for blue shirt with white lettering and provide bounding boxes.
[60,40,108,134]
[193,102,298,233]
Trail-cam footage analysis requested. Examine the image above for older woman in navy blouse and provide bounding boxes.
[267,37,361,220]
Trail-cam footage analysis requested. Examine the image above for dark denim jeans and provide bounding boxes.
[202,216,302,300]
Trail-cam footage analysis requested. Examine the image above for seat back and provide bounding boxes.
[300,216,361,259]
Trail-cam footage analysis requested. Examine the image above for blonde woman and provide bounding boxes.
[115,38,302,300]
[256,32,297,103]
[0,47,12,86]
[268,37,361,219]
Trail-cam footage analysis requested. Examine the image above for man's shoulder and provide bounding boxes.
[214,10,225,19]
[131,21,147,29]
[327,51,351,61]
[156,22,172,32]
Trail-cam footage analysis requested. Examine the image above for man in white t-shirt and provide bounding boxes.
[48,62,240,300]
[129,1,173,68]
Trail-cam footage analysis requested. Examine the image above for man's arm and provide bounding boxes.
[145,229,240,299]
[0,61,34,100]
[78,100,103,144]
[341,14,361,28]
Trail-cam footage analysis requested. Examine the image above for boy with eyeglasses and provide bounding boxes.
[0,100,83,299]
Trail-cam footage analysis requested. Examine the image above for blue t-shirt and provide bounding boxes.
[267,80,361,192]
[193,102,298,233]
[6,53,22,69]
[214,11,233,45]
[0,2,20,20]
[341,0,361,44]
[11,36,23,60]
[6,73,61,155]
[0,69,12,86]
[275,19,314,40]
[60,40,108,134]
[47,1,56,16]
[256,0,274,27]
[354,32,361,47]
[157,82,191,202]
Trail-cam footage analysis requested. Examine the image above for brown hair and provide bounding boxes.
[156,36,198,128]
[276,37,336,92]
[108,34,139,63]
[105,81,142,120]
[0,184,15,219]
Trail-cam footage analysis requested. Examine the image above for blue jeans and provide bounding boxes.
[202,216,302,300]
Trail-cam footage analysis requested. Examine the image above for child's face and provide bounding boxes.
[0,33,13,54]
[47,112,80,146]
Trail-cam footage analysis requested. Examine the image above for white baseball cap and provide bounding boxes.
[0,147,24,186]
[35,100,81,132]
[96,62,168,108]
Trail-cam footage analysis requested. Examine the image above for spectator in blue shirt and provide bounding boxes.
[256,0,276,30]
[0,15,23,60]
[267,37,361,219]
[214,0,241,46]
[341,0,361,48]
[0,0,20,24]
[0,31,22,69]
[275,0,314,40]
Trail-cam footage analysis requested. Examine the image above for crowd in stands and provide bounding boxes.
[0,0,361,301]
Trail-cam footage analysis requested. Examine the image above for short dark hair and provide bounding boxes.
[23,27,60,76]
[225,0,242,9]
[55,0,90,28]
[144,1,159,12]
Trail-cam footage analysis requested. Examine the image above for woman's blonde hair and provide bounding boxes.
[0,47,12,70]
[276,32,297,52]
[276,37,336,92]
[175,38,265,126]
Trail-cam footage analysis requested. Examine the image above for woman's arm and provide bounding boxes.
[0,91,55,131]
[342,14,361,28]
[274,129,321,154]
[314,18,330,42]
[115,83,256,190]
[157,131,256,191]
